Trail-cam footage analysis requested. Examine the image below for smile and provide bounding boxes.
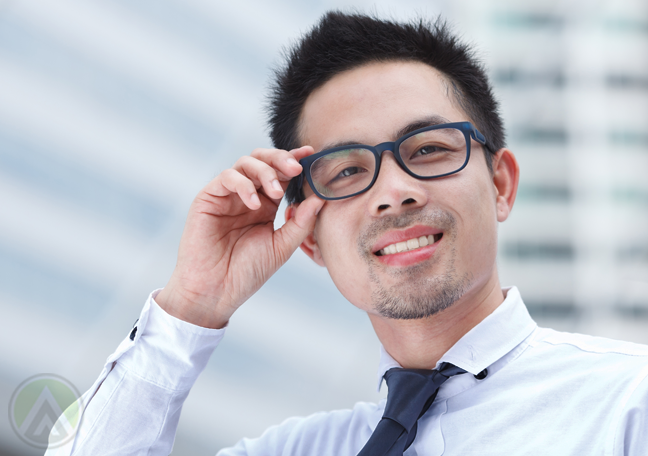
[377,234,443,256]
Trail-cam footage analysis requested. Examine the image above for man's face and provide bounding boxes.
[298,61,503,320]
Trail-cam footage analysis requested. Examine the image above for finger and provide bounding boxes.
[234,156,285,200]
[251,147,305,181]
[210,168,261,209]
[289,145,316,161]
[273,194,325,263]
[277,145,316,192]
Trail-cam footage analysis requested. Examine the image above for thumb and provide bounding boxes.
[273,195,325,263]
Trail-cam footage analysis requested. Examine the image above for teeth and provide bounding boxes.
[379,234,439,256]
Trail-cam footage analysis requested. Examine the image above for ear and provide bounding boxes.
[285,204,326,267]
[491,148,519,222]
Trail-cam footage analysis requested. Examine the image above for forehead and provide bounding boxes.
[298,61,469,151]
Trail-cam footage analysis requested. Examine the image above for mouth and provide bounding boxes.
[371,224,444,259]
[375,233,443,256]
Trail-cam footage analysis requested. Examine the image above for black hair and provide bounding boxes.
[267,11,505,205]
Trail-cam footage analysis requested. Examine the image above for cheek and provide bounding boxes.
[455,178,499,274]
[315,211,348,266]
[315,207,374,308]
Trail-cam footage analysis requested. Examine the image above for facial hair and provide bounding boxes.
[357,208,472,320]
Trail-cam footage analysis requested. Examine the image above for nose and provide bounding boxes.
[366,152,428,217]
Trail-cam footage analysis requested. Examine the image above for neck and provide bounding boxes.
[369,275,505,369]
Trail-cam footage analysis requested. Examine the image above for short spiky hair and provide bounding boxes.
[268,11,505,205]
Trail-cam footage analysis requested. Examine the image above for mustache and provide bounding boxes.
[357,208,456,257]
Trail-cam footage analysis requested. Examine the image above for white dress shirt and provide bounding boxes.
[47,287,648,456]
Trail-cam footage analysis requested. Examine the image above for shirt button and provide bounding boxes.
[474,368,488,380]
[129,319,139,341]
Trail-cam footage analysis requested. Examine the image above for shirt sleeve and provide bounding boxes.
[45,289,225,456]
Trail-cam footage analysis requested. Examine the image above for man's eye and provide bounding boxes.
[414,145,442,156]
[328,166,367,184]
[340,167,363,177]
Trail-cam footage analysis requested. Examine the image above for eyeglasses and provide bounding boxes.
[297,121,489,201]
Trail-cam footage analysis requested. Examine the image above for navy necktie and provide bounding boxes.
[357,363,467,456]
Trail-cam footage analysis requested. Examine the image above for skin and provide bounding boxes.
[157,60,519,370]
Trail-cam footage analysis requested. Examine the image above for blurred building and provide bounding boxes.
[473,0,648,339]
[0,1,646,455]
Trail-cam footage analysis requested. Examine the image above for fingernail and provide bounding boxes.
[315,202,323,215]
[250,193,260,206]
[271,179,283,193]
[287,158,299,167]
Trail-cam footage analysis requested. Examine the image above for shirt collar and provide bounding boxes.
[376,286,537,391]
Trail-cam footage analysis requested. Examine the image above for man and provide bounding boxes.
[49,11,648,456]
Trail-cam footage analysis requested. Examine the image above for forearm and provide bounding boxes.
[46,290,224,456]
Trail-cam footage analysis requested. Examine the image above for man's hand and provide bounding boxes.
[156,146,324,329]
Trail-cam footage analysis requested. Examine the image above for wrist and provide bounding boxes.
[155,286,231,330]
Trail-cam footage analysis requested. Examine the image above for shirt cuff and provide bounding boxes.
[110,289,226,392]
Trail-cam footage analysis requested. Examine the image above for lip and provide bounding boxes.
[372,225,444,268]
[372,225,443,254]
[376,241,440,267]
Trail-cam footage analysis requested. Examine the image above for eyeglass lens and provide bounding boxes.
[309,127,468,199]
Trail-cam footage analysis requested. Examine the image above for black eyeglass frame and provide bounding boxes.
[297,121,490,201]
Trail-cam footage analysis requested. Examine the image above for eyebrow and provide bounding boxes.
[395,114,452,138]
[318,114,453,151]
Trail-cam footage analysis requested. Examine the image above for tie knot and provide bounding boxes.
[382,363,466,431]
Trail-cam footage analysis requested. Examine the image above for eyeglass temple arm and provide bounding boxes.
[470,128,487,145]
[470,127,495,154]
[295,173,306,201]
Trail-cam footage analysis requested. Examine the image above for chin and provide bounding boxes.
[370,270,473,320]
